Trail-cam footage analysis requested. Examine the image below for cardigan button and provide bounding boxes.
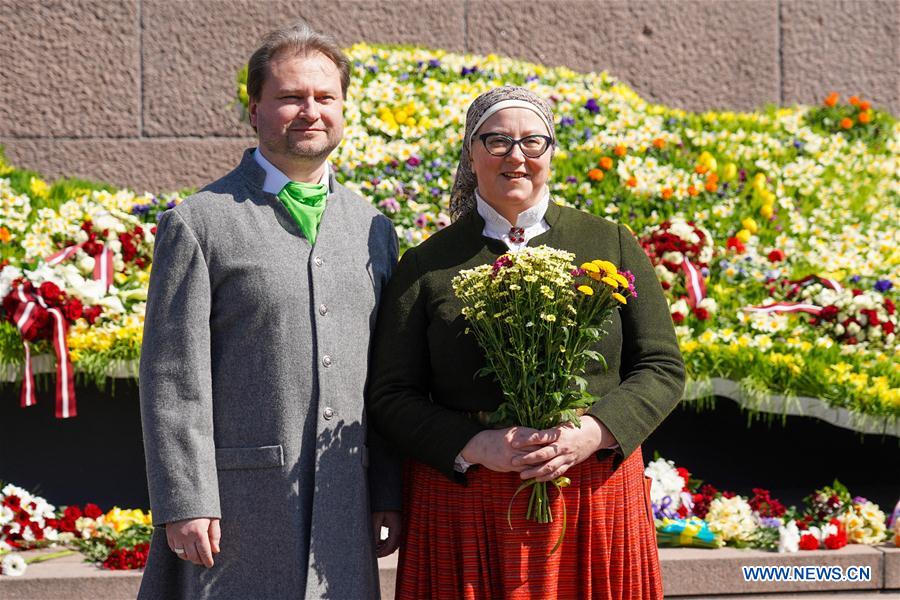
[318,304,328,316]
[323,407,335,420]
[314,256,324,267]
[322,355,333,367]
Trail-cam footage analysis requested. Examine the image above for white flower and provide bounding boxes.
[644,457,685,509]
[1,553,27,577]
[778,520,800,553]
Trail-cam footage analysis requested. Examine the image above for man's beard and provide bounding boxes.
[285,136,339,162]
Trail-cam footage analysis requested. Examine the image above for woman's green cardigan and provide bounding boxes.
[367,201,685,481]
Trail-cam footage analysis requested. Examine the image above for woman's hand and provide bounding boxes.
[511,416,616,482]
[460,426,545,473]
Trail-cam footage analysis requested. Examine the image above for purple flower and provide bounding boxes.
[461,66,478,76]
[875,279,893,292]
[366,64,378,73]
[414,213,428,228]
[428,59,441,68]
[850,274,862,283]
[423,172,433,182]
[559,116,575,127]
[166,201,177,209]
[793,139,804,149]
[853,496,869,504]
[583,128,593,140]
[701,267,709,277]
[372,177,381,186]
[759,517,782,529]
[584,98,600,114]
[565,176,578,184]
[378,197,400,214]
[739,169,747,182]
[406,156,421,167]
[430,187,442,197]
[399,73,409,81]
[526,75,538,82]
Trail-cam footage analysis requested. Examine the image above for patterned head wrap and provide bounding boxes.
[449,86,556,221]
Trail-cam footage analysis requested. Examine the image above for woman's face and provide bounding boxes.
[470,107,552,220]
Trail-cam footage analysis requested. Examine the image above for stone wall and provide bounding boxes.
[1,0,896,191]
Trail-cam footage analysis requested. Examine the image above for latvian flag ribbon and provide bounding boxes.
[46,242,114,292]
[11,285,77,418]
[682,258,707,308]
[743,302,823,316]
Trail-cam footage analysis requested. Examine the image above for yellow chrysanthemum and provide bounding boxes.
[601,276,619,288]
[577,285,593,296]
[612,293,627,304]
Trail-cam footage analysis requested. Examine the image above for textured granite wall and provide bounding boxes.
[1,0,897,191]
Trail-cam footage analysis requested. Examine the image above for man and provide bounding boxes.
[138,22,401,599]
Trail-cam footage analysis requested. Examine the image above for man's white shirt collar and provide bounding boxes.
[254,148,331,195]
[475,188,551,250]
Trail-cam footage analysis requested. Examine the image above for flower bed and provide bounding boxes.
[645,456,900,553]
[1,43,898,425]
[0,483,152,576]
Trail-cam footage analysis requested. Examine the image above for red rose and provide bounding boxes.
[767,249,786,262]
[819,305,839,321]
[851,289,862,297]
[63,298,83,321]
[83,241,103,257]
[885,299,895,315]
[83,503,103,519]
[883,322,895,335]
[150,226,157,235]
[799,534,819,550]
[83,306,103,325]
[671,311,685,324]
[726,237,745,253]
[676,467,691,489]
[693,307,710,321]
[133,226,144,237]
[63,505,83,521]
[39,282,62,303]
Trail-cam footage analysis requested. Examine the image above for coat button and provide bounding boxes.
[318,304,328,316]
[314,256,324,267]
[323,407,334,420]
[322,355,333,367]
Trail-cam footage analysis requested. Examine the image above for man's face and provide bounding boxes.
[249,50,344,165]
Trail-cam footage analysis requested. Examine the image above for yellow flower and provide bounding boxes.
[612,273,629,288]
[577,285,594,296]
[612,292,627,304]
[29,177,50,198]
[580,262,600,273]
[760,204,774,219]
[741,218,758,234]
[592,260,618,277]
[601,276,619,288]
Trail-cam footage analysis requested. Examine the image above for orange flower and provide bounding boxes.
[858,111,871,124]
[0,227,10,243]
[599,156,614,170]
[705,181,718,193]
[695,164,709,175]
[652,138,665,149]
[661,188,673,200]
[625,177,637,188]
[848,95,860,106]
[839,117,853,129]
[588,168,604,181]
[613,144,627,157]
[824,92,839,107]
[688,185,699,197]
[706,172,719,185]
[859,100,871,111]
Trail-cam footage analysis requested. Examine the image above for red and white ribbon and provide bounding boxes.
[789,274,843,294]
[682,258,707,309]
[45,241,113,292]
[11,285,77,418]
[743,301,823,316]
[13,287,37,408]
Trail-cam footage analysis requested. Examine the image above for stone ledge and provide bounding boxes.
[3,545,897,599]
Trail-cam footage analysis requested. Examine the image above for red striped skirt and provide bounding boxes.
[396,447,662,600]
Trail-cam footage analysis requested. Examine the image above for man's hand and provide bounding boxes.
[512,416,616,482]
[165,517,221,568]
[372,511,402,557]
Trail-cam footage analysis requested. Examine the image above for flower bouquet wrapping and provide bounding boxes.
[452,245,635,551]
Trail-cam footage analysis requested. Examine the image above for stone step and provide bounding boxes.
[1,545,897,599]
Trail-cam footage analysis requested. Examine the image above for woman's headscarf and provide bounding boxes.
[449,86,557,221]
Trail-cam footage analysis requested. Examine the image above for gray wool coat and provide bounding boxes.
[138,149,400,599]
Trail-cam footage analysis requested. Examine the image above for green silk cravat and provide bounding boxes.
[277,181,328,244]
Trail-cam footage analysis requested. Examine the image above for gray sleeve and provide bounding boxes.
[139,208,220,526]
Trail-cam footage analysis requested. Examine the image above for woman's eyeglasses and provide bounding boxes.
[478,133,553,158]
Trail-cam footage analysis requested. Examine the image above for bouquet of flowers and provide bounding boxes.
[452,246,635,551]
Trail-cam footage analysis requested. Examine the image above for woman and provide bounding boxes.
[367,86,684,599]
